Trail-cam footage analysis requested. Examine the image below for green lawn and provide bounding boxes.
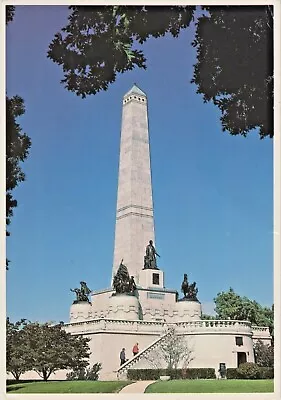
[7,380,132,394]
[145,379,274,393]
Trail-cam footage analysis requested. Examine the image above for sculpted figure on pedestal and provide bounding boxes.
[180,273,199,301]
[144,240,160,269]
[113,260,137,295]
[70,281,91,303]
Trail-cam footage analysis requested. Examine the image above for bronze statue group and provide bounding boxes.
[70,240,199,369]
[70,241,198,302]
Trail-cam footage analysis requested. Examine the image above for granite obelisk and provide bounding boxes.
[112,85,155,284]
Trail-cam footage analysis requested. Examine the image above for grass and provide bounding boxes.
[7,380,132,394]
[145,379,274,393]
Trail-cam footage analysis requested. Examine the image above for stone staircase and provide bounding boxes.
[116,326,175,379]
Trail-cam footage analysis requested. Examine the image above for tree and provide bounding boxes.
[254,339,274,367]
[47,6,195,98]
[6,96,31,237]
[201,313,216,320]
[6,6,15,24]
[48,5,273,138]
[22,322,91,381]
[192,6,273,138]
[159,330,194,371]
[6,318,30,380]
[213,288,274,334]
[6,8,32,269]
[145,327,194,371]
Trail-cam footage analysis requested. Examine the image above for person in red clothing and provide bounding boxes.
[132,343,139,356]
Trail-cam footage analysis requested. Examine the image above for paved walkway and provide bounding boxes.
[119,380,156,393]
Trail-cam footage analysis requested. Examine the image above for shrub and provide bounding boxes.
[127,368,216,380]
[66,368,85,381]
[226,368,240,379]
[188,368,215,379]
[85,363,102,380]
[66,363,102,381]
[127,369,164,380]
[237,362,261,380]
[227,366,274,380]
[259,367,274,379]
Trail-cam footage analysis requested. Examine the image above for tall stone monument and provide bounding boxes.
[15,85,271,383]
[112,85,155,284]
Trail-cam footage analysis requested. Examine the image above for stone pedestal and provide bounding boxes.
[175,300,202,322]
[70,301,93,322]
[107,294,141,320]
[138,268,164,289]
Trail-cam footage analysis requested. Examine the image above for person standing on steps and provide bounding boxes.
[132,342,139,356]
[120,348,126,366]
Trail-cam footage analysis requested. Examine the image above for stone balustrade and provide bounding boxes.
[176,320,252,335]
[252,326,271,340]
[252,326,270,333]
[65,318,166,335]
[65,318,254,336]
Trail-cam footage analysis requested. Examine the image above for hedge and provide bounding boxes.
[127,368,216,380]
[226,366,274,380]
[259,367,274,379]
[127,366,274,381]
[226,368,239,379]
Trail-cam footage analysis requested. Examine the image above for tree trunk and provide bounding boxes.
[12,371,21,381]
[47,369,53,381]
[42,369,48,381]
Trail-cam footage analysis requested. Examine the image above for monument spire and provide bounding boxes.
[112,85,155,284]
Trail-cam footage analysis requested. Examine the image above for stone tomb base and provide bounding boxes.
[12,318,271,381]
[62,317,265,381]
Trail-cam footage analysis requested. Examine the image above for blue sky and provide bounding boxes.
[6,6,273,323]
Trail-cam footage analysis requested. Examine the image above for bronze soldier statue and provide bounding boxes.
[180,273,199,301]
[181,273,189,298]
[144,240,160,269]
[113,260,137,295]
[70,281,91,303]
[129,276,137,292]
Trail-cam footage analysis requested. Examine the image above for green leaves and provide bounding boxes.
[66,363,102,381]
[6,96,31,242]
[48,6,272,138]
[48,6,195,98]
[213,288,274,333]
[192,6,273,138]
[254,339,274,367]
[6,318,31,380]
[6,6,15,24]
[6,9,32,251]
[6,320,91,381]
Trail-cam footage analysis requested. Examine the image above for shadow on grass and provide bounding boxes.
[7,386,25,392]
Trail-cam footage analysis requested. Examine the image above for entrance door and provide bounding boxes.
[237,352,247,367]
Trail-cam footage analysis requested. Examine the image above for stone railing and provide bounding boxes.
[252,326,271,339]
[176,320,252,335]
[64,318,166,335]
[116,328,174,379]
[64,318,253,336]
